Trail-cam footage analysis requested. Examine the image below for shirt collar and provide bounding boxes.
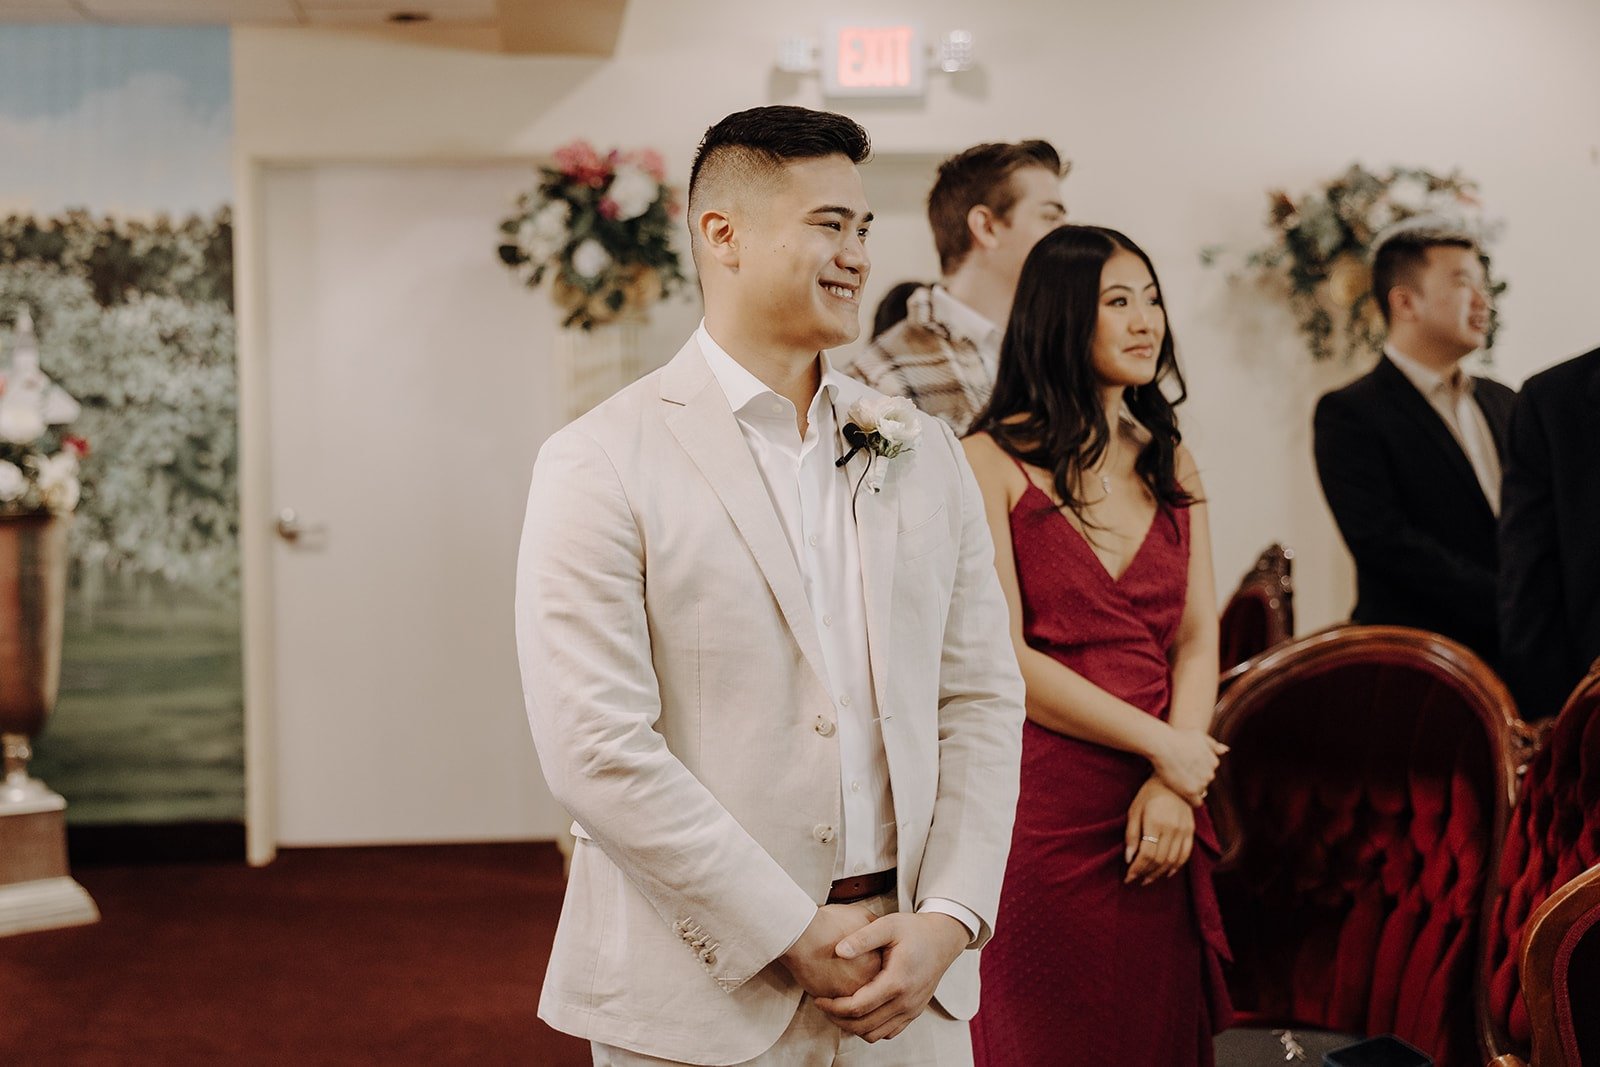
[695,321,843,422]
[930,285,1001,351]
[1386,343,1472,399]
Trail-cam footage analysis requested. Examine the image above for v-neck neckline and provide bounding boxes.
[1014,481,1161,585]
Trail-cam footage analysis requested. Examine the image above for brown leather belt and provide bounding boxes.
[827,868,896,904]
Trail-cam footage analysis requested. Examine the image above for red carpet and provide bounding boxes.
[0,842,590,1065]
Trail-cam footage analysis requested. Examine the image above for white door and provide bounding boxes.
[258,157,940,846]
[261,163,574,845]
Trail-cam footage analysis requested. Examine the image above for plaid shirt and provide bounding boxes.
[846,286,994,436]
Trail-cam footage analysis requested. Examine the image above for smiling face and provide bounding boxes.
[729,154,872,354]
[1398,245,1490,357]
[1089,249,1166,389]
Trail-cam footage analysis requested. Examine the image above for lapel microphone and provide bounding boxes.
[836,423,869,468]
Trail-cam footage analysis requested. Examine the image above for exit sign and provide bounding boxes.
[822,20,926,97]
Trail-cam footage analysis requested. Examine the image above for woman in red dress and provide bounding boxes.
[964,225,1233,1065]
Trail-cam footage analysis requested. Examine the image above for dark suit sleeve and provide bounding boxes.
[1498,388,1575,718]
[1313,390,1497,628]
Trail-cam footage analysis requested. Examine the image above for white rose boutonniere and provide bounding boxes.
[837,395,922,494]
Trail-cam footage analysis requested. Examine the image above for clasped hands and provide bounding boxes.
[778,904,968,1043]
[1124,725,1228,886]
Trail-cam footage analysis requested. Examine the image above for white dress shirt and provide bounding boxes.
[1386,345,1503,515]
[697,324,979,941]
[930,285,1003,378]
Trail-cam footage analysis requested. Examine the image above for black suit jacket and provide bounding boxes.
[1313,355,1516,664]
[1498,347,1600,719]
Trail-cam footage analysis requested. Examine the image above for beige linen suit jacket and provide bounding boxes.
[515,337,1024,1065]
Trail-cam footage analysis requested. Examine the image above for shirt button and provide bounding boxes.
[822,614,833,627]
[840,695,852,708]
[770,401,783,414]
[814,824,836,844]
[854,863,866,874]
[808,534,819,547]
[850,780,861,793]
[814,716,835,737]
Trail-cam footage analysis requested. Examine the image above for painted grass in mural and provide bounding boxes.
[1,209,242,824]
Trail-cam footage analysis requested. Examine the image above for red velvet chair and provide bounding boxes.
[1481,661,1600,1064]
[1219,542,1295,675]
[1209,626,1522,1065]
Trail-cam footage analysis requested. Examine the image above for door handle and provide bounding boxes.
[275,508,326,545]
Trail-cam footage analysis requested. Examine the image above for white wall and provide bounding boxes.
[232,0,1600,849]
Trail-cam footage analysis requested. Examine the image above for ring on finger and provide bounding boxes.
[1141,834,1159,844]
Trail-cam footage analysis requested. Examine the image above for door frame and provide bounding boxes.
[234,148,952,865]
[235,152,542,865]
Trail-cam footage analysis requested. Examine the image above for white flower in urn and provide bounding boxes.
[570,237,612,281]
[0,460,25,503]
[33,451,80,513]
[0,402,46,445]
[605,164,660,222]
[841,395,922,494]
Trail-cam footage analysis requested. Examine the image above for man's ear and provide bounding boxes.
[698,208,739,271]
[1386,284,1417,323]
[966,204,1001,254]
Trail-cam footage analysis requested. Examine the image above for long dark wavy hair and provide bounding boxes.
[969,224,1193,525]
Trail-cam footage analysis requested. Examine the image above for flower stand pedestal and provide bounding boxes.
[0,513,97,937]
[554,316,646,421]
[0,772,99,937]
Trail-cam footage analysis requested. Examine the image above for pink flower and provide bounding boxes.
[627,148,668,182]
[63,434,90,458]
[598,198,621,221]
[553,140,610,188]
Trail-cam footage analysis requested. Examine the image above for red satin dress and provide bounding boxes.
[970,476,1233,1066]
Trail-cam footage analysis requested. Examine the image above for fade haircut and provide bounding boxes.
[687,106,871,262]
[1371,223,1481,325]
[928,140,1067,274]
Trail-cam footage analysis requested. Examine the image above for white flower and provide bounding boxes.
[0,460,25,502]
[848,396,922,459]
[34,452,79,512]
[0,402,46,444]
[534,200,570,240]
[606,165,661,222]
[518,200,571,263]
[1386,176,1431,215]
[42,476,79,512]
[570,238,612,280]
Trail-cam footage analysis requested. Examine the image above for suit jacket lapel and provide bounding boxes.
[661,343,832,697]
[1375,356,1490,510]
[833,389,902,720]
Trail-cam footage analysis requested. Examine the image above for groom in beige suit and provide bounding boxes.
[516,106,1024,1066]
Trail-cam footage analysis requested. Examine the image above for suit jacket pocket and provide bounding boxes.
[898,503,949,563]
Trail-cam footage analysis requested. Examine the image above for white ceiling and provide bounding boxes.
[0,0,629,55]
[0,0,498,25]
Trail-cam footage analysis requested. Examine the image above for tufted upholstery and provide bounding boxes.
[1482,661,1600,1061]
[1219,543,1295,674]
[1209,626,1520,1066]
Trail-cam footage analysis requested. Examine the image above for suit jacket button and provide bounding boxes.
[813,824,835,844]
[815,716,836,737]
[701,950,716,966]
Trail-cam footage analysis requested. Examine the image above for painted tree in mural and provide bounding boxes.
[0,210,239,593]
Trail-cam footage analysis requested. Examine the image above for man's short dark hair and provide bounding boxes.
[687,106,871,243]
[1370,224,1481,325]
[928,140,1067,274]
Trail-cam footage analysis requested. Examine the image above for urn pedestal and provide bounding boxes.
[0,512,98,936]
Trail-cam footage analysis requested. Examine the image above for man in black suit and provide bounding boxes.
[1313,224,1515,666]
[1499,347,1600,719]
